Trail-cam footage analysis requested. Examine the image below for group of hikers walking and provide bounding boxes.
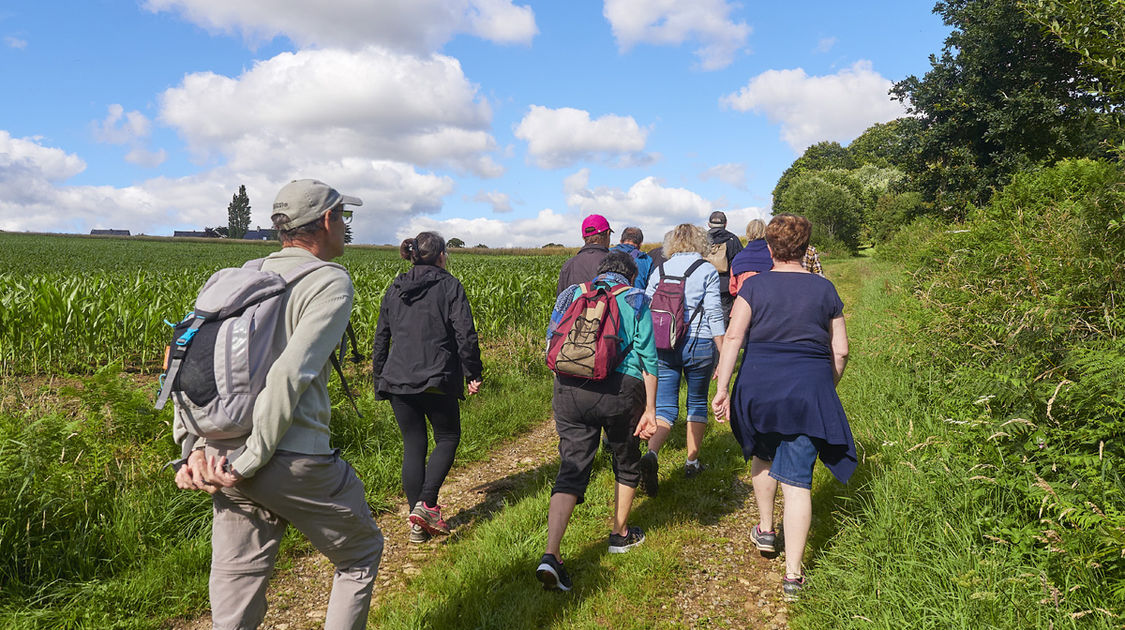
[539,209,852,601]
[165,178,854,629]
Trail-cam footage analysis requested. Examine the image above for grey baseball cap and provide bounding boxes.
[271,179,362,230]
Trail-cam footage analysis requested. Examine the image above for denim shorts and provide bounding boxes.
[751,433,823,490]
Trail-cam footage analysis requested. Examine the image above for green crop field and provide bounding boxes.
[0,232,563,376]
[0,232,566,628]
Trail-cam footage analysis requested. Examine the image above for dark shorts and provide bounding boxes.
[751,433,825,490]
[551,372,645,504]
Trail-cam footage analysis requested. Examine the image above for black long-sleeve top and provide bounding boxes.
[371,264,482,400]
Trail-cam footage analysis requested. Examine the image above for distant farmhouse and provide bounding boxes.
[173,229,222,238]
[172,226,278,240]
[243,227,278,241]
[90,229,130,236]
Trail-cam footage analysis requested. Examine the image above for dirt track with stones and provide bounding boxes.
[168,418,792,630]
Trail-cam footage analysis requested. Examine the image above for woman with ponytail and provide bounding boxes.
[371,232,483,543]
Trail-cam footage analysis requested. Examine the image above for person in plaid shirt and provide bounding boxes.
[802,245,824,277]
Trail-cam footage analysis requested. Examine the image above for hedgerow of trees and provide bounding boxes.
[772,0,1124,255]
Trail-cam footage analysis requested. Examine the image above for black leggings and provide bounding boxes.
[389,393,462,508]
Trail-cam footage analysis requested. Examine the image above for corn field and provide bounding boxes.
[0,233,562,376]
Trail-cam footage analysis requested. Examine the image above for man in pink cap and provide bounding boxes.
[556,214,613,295]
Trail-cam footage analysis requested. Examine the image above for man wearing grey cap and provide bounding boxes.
[705,211,743,324]
[175,178,383,630]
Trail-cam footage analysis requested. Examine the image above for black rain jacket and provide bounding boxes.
[371,264,482,400]
[708,227,744,293]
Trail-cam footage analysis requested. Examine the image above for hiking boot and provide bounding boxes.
[639,451,659,497]
[409,502,450,535]
[408,522,430,544]
[751,525,777,552]
[782,574,806,601]
[608,526,646,554]
[683,461,706,478]
[536,554,572,591]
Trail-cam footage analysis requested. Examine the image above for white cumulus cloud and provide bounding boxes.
[93,104,153,144]
[143,0,537,54]
[721,60,908,153]
[603,0,749,70]
[471,190,513,213]
[5,36,28,50]
[397,207,573,248]
[562,169,718,240]
[0,131,457,244]
[92,105,167,167]
[0,131,86,185]
[514,105,653,169]
[158,47,501,178]
[699,162,747,189]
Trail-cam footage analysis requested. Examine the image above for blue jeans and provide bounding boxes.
[655,337,716,426]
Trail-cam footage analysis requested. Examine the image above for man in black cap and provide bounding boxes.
[704,211,743,324]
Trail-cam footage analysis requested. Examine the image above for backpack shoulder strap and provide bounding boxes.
[329,352,363,418]
[684,259,706,278]
[281,259,346,285]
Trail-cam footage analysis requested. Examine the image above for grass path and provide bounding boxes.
[169,257,879,629]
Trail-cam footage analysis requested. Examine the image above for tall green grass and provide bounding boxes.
[0,341,555,628]
[794,159,1125,628]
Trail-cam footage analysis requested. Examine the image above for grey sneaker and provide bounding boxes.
[409,501,450,535]
[683,461,706,478]
[751,525,777,552]
[409,522,430,544]
[536,554,572,591]
[782,574,806,601]
[608,526,646,554]
[639,451,659,497]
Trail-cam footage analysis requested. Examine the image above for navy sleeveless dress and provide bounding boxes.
[729,272,857,484]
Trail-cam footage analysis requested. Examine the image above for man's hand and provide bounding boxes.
[174,450,240,494]
[200,455,241,491]
[174,449,216,493]
[633,409,657,440]
[467,379,482,395]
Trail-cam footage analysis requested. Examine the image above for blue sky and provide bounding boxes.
[0,1,949,246]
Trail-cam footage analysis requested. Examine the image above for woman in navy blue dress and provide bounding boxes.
[711,213,853,601]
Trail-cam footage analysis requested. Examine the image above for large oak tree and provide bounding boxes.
[892,0,1122,218]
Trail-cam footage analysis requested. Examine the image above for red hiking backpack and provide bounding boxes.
[650,259,706,351]
[546,281,634,380]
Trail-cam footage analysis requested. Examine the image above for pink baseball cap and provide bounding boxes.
[581,214,612,237]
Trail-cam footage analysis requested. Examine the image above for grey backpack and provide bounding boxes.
[156,258,360,466]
